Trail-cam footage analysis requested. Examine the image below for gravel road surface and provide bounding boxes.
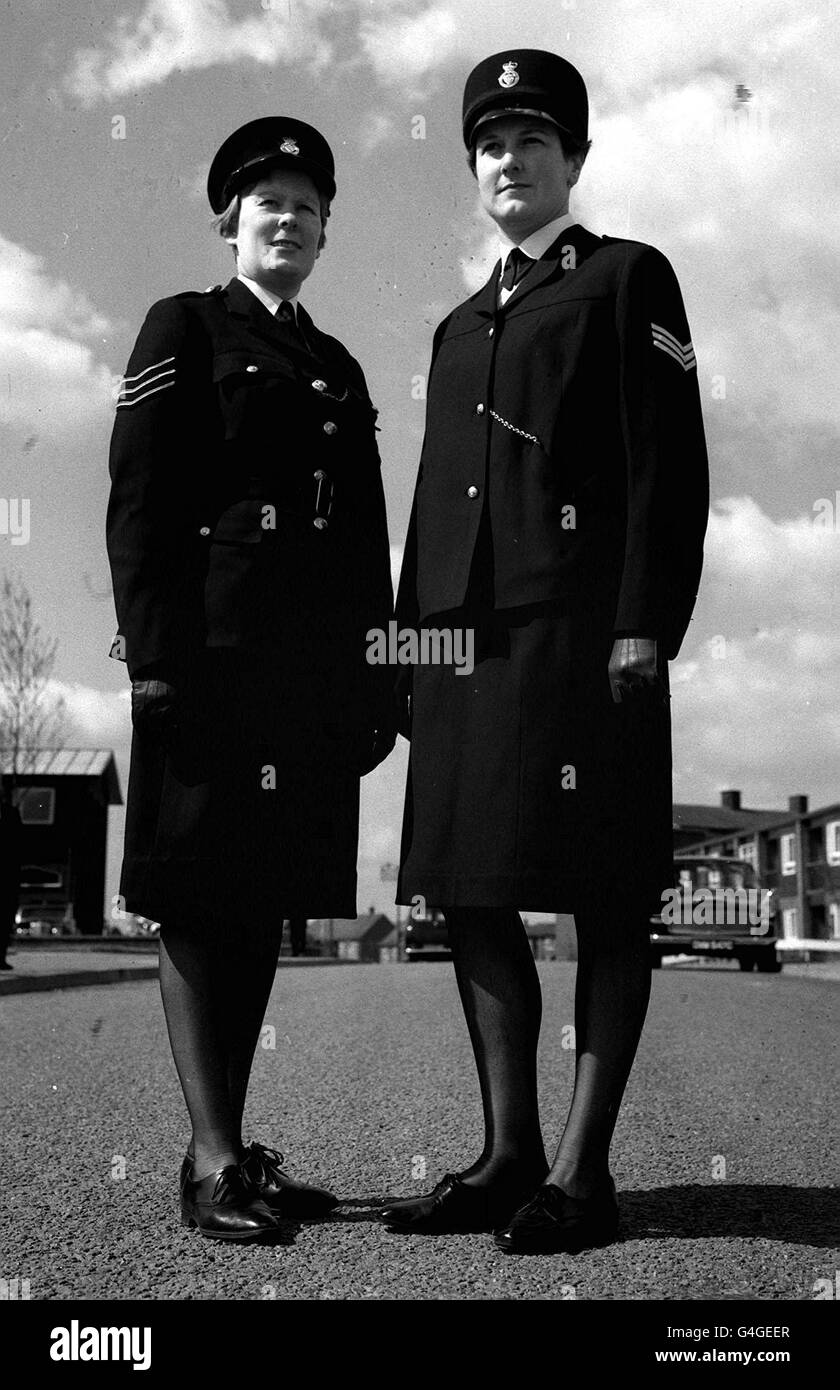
[1,961,837,1301]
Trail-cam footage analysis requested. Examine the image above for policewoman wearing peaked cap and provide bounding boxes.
[381,52,709,1251]
[107,118,395,1241]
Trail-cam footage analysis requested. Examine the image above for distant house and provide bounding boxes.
[0,749,122,935]
[376,922,401,963]
[680,792,840,947]
[307,910,397,962]
[673,789,784,851]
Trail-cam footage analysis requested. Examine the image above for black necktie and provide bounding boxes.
[500,247,535,293]
[275,299,310,349]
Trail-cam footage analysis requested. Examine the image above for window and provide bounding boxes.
[17,787,55,825]
[829,903,840,941]
[826,821,840,866]
[737,842,757,866]
[781,907,799,939]
[780,833,796,875]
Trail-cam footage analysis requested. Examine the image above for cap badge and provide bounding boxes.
[498,60,520,89]
[279,137,300,155]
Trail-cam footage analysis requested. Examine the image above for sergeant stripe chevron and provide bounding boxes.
[116,356,176,408]
[650,323,696,371]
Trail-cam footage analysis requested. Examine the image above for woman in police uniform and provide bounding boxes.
[381,52,709,1252]
[107,119,394,1240]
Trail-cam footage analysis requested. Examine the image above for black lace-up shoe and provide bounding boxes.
[241,1143,338,1218]
[180,1160,279,1241]
[494,1179,620,1254]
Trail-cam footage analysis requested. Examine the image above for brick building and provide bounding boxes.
[678,790,840,945]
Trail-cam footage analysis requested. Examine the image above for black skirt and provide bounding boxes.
[121,649,361,926]
[397,601,673,915]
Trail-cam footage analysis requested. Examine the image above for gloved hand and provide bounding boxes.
[608,637,666,705]
[130,678,180,740]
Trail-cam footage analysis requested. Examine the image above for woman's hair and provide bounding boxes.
[211,181,331,257]
[467,129,592,177]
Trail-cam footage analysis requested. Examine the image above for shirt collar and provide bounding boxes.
[498,210,579,271]
[237,272,298,321]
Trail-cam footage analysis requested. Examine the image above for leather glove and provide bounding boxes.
[608,637,667,705]
[130,678,180,740]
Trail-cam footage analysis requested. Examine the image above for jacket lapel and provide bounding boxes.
[451,223,603,330]
[502,223,603,310]
[221,276,312,360]
[220,278,361,398]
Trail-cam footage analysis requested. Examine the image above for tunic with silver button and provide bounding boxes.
[396,225,709,913]
[107,276,393,924]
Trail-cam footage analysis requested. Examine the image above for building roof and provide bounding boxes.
[308,911,396,943]
[683,803,840,845]
[673,803,783,834]
[0,749,122,805]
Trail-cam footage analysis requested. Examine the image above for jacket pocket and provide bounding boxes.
[213,351,298,441]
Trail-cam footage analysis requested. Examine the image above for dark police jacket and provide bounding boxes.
[397,224,709,661]
[107,276,393,723]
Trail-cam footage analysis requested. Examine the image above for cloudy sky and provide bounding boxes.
[2,0,838,920]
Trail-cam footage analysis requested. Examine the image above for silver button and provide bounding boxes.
[313,517,329,530]
[476,403,485,415]
[246,364,258,373]
[312,379,327,392]
[199,526,211,536]
[323,421,338,435]
[466,485,479,499]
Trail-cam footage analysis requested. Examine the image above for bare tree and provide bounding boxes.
[0,573,67,784]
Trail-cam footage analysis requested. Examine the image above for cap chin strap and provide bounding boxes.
[471,107,581,144]
[222,154,333,208]
[474,106,558,130]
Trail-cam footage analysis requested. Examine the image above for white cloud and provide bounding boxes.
[359,4,462,93]
[0,237,115,440]
[359,110,400,157]
[66,0,335,104]
[51,680,130,747]
[672,495,840,807]
[700,495,840,632]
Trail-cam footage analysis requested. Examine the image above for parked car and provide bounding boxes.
[650,855,781,971]
[14,903,78,937]
[405,910,451,962]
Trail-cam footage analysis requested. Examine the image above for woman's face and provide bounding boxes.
[227,169,323,295]
[474,116,580,241]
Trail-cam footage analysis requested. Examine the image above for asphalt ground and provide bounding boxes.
[0,960,837,1303]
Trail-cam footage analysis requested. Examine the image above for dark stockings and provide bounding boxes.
[443,907,547,1190]
[159,920,282,1180]
[443,896,652,1200]
[548,893,653,1197]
